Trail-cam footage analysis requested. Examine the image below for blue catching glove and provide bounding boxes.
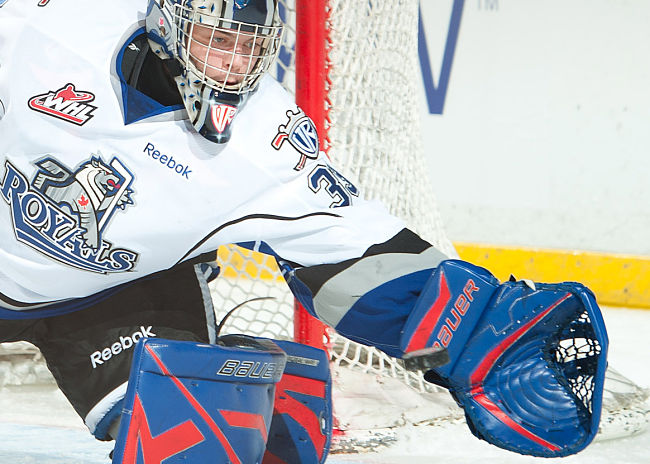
[400,260,608,457]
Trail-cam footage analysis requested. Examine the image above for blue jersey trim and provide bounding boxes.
[115,28,184,125]
[0,282,133,320]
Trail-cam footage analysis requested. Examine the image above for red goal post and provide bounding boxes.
[289,0,455,349]
[292,0,329,350]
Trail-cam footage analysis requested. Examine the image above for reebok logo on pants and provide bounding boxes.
[89,326,156,368]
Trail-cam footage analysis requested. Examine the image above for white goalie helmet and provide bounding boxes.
[145,0,283,143]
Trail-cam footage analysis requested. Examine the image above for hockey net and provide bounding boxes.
[1,0,647,451]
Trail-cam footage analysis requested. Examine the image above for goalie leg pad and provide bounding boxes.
[263,340,332,464]
[111,337,287,464]
[399,260,608,457]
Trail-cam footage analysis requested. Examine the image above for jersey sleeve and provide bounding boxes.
[283,228,448,357]
[214,77,450,357]
[210,75,418,269]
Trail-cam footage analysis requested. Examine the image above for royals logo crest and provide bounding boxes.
[271,108,320,171]
[0,154,138,273]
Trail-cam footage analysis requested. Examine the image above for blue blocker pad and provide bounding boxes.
[400,260,608,457]
[262,340,332,464]
[111,337,286,464]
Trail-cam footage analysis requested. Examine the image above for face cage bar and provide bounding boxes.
[173,3,283,94]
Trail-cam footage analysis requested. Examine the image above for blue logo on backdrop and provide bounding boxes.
[0,155,138,273]
[275,1,465,116]
[418,1,464,115]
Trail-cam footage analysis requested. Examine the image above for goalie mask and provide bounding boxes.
[145,0,283,143]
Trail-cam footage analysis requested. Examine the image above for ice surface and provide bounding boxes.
[0,423,113,464]
[0,307,647,463]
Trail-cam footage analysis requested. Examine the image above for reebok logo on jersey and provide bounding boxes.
[143,142,192,180]
[272,107,320,171]
[28,83,97,126]
[90,326,157,369]
[0,155,138,273]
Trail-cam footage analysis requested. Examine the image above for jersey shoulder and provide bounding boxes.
[238,77,323,172]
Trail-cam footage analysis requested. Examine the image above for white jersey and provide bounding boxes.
[0,0,404,308]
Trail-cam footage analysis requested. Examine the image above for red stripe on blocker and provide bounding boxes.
[120,394,205,464]
[273,374,327,459]
[469,292,572,452]
[405,271,451,352]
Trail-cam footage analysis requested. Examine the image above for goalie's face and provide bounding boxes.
[144,0,283,143]
[188,24,265,87]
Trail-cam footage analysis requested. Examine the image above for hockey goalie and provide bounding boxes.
[0,0,607,462]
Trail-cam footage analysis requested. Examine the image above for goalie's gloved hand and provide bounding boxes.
[399,260,608,458]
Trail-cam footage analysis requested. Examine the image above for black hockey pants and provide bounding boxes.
[0,263,216,436]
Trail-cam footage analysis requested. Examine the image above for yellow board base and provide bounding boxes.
[215,243,650,309]
[455,243,650,309]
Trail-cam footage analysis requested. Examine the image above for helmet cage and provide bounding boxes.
[172,3,283,95]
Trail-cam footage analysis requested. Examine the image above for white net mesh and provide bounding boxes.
[212,246,294,341]
[317,0,454,255]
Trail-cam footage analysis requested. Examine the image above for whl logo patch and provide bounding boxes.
[28,83,97,126]
[0,154,138,273]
